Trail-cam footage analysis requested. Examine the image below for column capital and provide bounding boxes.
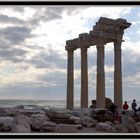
[66,46,76,53]
[116,34,123,41]
[114,41,122,51]
[96,43,105,49]
[114,41,122,46]
[81,46,89,50]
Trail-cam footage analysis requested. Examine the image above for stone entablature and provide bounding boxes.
[65,17,131,109]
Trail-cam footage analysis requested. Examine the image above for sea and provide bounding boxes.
[0,99,139,109]
[0,99,81,109]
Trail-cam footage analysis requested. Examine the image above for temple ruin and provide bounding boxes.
[65,17,131,109]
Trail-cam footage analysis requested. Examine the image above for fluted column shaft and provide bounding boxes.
[96,44,105,108]
[66,49,74,109]
[81,47,88,108]
[114,41,122,109]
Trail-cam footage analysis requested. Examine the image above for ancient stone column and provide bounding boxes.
[66,48,74,109]
[81,47,88,108]
[114,41,122,109]
[96,43,105,108]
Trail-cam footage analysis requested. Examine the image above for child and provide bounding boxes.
[123,101,129,110]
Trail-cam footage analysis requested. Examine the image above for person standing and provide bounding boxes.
[110,103,117,117]
[131,99,137,113]
[123,101,129,110]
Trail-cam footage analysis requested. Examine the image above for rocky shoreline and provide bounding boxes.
[0,104,140,133]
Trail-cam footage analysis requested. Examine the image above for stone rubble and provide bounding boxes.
[0,105,139,133]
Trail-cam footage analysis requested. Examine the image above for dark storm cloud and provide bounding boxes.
[0,38,11,50]
[27,48,66,69]
[1,26,32,44]
[0,48,27,62]
[0,25,33,63]
[46,6,87,17]
[29,6,91,27]
[28,7,63,26]
[0,14,24,24]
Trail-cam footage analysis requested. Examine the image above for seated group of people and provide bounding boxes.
[90,99,139,113]
[90,99,140,123]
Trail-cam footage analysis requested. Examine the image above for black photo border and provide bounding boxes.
[0,0,140,139]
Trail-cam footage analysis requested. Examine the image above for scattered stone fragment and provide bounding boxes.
[55,124,80,133]
[81,116,98,127]
[0,117,14,131]
[114,124,129,133]
[11,114,31,133]
[95,122,116,133]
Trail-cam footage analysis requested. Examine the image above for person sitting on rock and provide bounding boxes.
[123,101,129,110]
[110,103,117,117]
[114,108,120,124]
[131,99,137,113]
[90,100,96,109]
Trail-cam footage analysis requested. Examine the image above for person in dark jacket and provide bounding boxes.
[90,100,96,109]
[110,103,117,117]
[131,99,137,113]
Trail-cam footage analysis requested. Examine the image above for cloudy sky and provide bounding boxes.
[0,5,140,103]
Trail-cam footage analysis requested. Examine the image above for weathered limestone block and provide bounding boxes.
[113,124,129,133]
[0,117,14,131]
[81,116,98,127]
[119,109,135,117]
[31,113,50,121]
[103,113,114,122]
[124,110,135,117]
[91,108,113,122]
[0,108,9,117]
[122,116,136,133]
[31,113,50,130]
[72,108,91,117]
[16,109,46,117]
[95,122,116,133]
[105,121,114,127]
[47,109,72,119]
[136,111,140,117]
[91,108,107,115]
[51,118,77,124]
[11,114,31,133]
[40,121,57,132]
[13,104,24,109]
[55,124,82,133]
[79,33,89,41]
[69,116,81,124]
[135,122,140,133]
[0,107,16,117]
